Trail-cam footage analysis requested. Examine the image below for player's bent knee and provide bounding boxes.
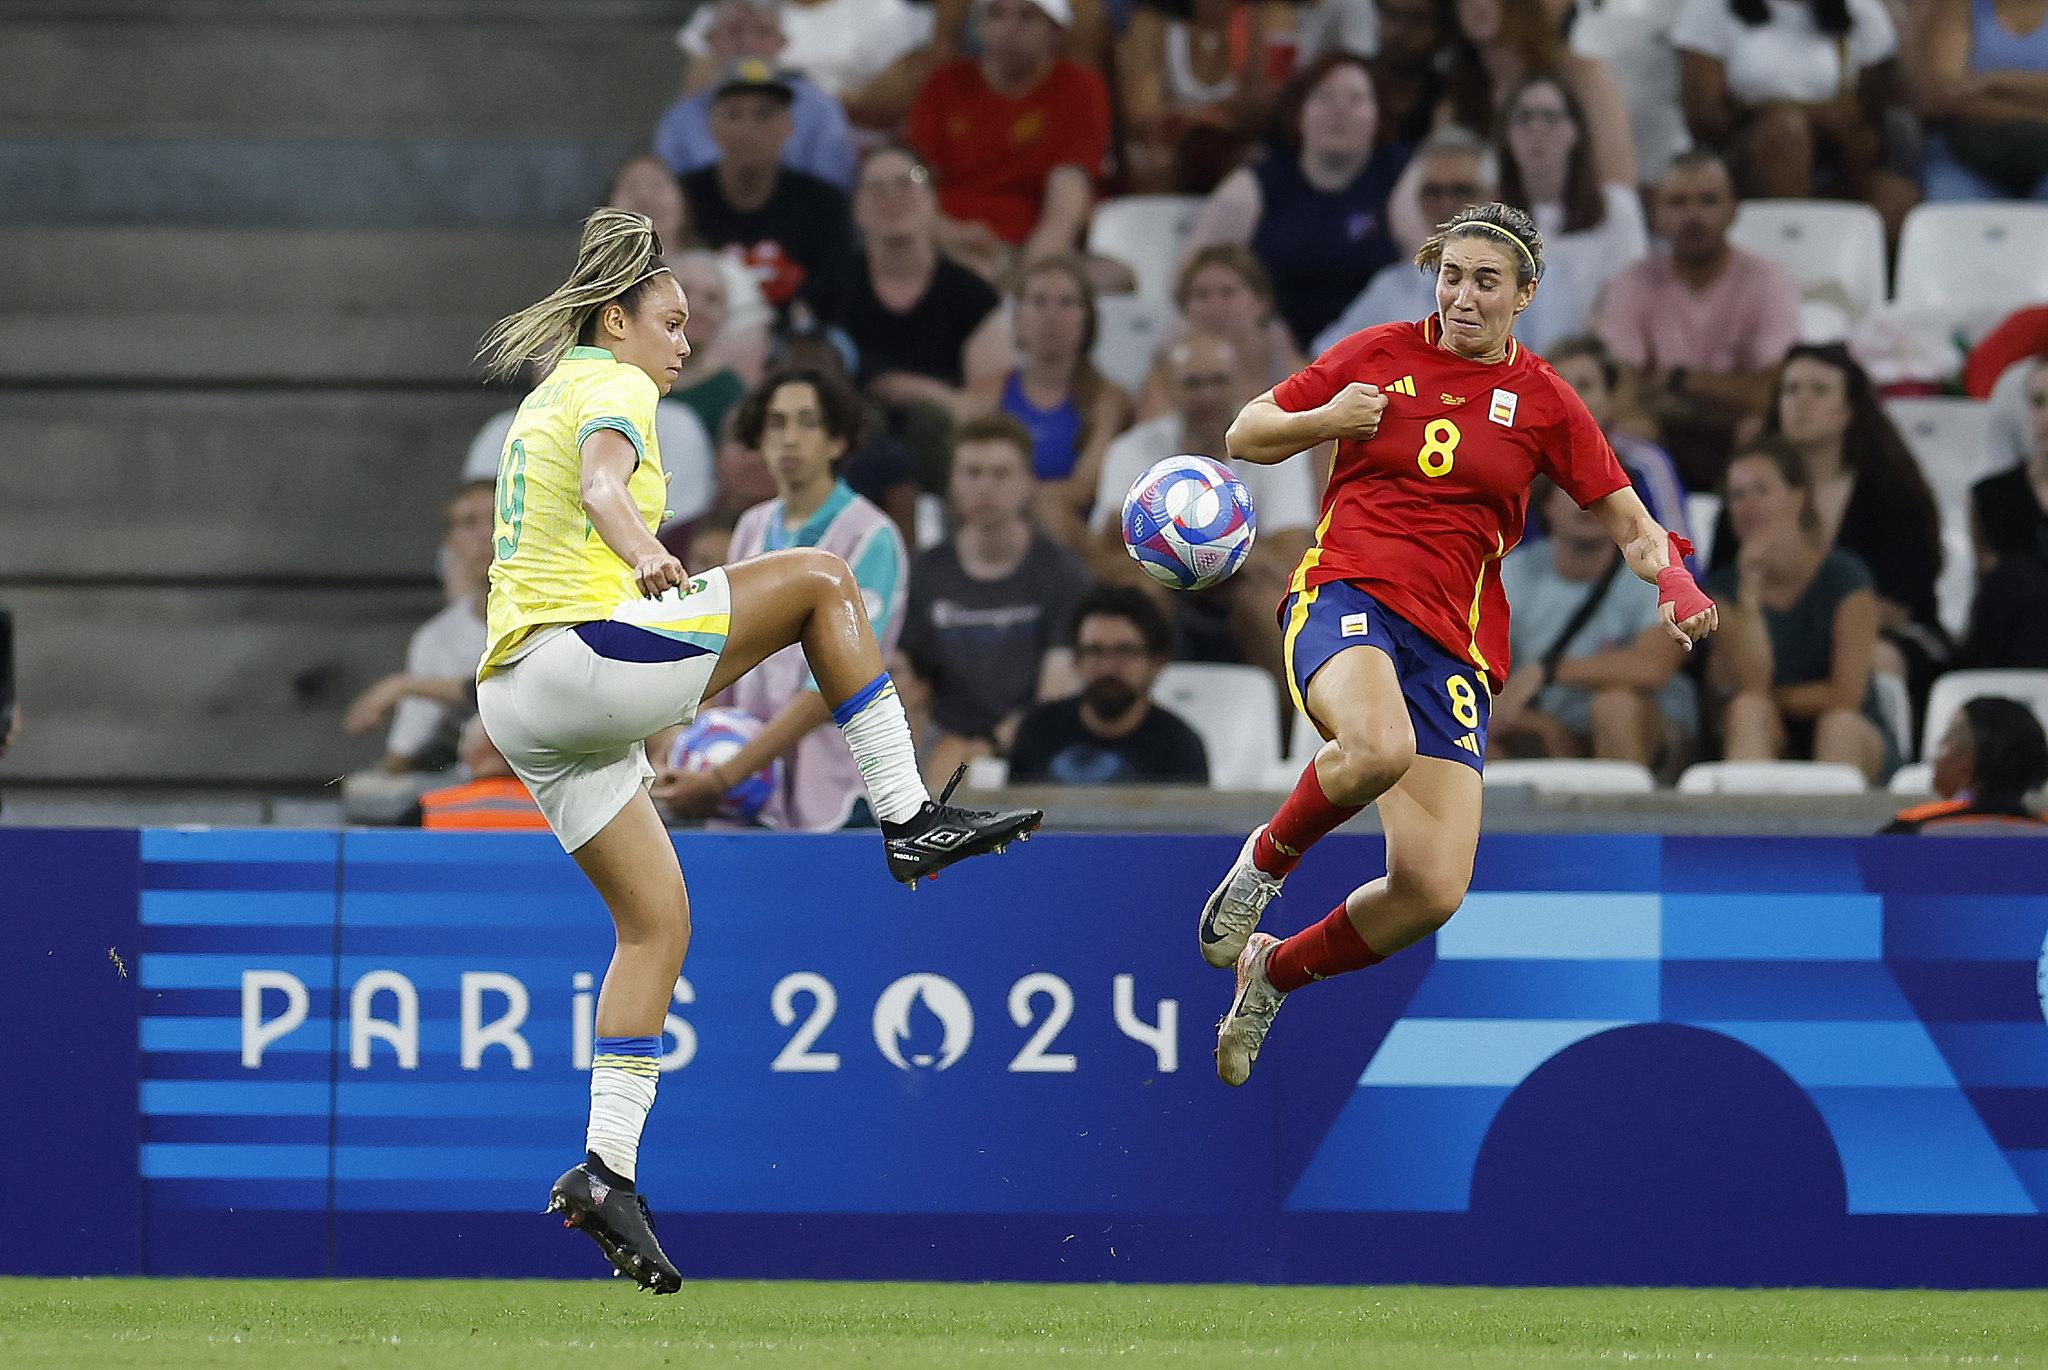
[1323,731,1415,804]
[1390,865,1469,933]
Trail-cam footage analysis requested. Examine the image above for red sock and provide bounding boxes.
[1252,761,1362,877]
[1266,904,1386,993]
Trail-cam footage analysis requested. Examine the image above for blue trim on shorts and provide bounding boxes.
[1282,581,1491,772]
[573,620,717,663]
[830,673,894,727]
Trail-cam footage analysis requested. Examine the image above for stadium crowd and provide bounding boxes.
[348,0,2048,829]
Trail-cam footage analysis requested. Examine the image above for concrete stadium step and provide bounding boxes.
[2,582,448,783]
[0,387,508,578]
[0,228,580,381]
[0,1,686,141]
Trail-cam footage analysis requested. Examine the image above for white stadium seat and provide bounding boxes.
[1091,294,1170,393]
[1872,672,1912,758]
[1483,759,1656,794]
[1885,397,1993,641]
[1888,762,1934,795]
[1894,203,2048,314]
[1920,669,2048,761]
[1684,492,1721,565]
[1728,199,1887,326]
[1676,761,1868,794]
[1152,662,1283,790]
[1087,195,1204,308]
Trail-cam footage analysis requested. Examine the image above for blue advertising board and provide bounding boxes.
[7,827,2048,1285]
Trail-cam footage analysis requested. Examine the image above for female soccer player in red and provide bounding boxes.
[1202,202,1718,1085]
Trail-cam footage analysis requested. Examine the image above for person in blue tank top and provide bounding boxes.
[1179,52,1411,350]
[1917,0,2048,200]
[966,254,1133,549]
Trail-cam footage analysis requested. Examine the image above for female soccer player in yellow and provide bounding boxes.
[474,209,1040,1292]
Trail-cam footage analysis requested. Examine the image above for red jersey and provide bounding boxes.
[905,58,1110,246]
[1272,317,1630,689]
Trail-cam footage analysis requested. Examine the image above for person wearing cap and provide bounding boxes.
[655,0,858,191]
[675,0,936,128]
[682,59,854,333]
[905,0,1111,281]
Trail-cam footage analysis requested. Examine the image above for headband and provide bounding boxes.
[1458,220,1539,276]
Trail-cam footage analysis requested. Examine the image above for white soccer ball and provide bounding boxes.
[1119,455,1258,591]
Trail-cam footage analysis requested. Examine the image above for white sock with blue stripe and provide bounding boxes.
[832,673,928,825]
[587,1035,660,1183]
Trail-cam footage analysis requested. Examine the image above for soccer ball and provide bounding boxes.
[668,707,780,822]
[1120,455,1258,591]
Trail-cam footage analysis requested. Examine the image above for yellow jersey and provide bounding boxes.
[482,346,669,670]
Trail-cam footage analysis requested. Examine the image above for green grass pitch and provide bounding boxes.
[3,1278,2044,1368]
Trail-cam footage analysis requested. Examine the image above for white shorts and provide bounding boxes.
[477,569,732,851]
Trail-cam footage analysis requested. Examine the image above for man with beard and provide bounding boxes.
[1595,149,1799,489]
[1008,586,1210,784]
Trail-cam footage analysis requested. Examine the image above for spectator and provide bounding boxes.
[1959,362,2048,669]
[682,60,854,331]
[1570,0,1695,181]
[1988,357,2045,474]
[655,0,859,190]
[659,370,910,831]
[1703,438,1896,782]
[1008,585,1212,782]
[1597,148,1800,490]
[1884,697,2048,833]
[1442,0,1640,183]
[344,482,493,774]
[770,333,923,540]
[1140,244,1306,423]
[1184,52,1411,350]
[1674,0,1918,240]
[903,414,1089,788]
[604,155,775,353]
[667,249,757,455]
[1495,73,1649,353]
[1091,331,1318,699]
[676,0,936,128]
[1912,0,2048,202]
[416,719,551,831]
[1313,124,1495,354]
[1709,344,1947,691]
[1494,480,1693,767]
[929,0,1115,73]
[1117,0,1280,192]
[964,255,1133,545]
[906,0,1111,280]
[1366,0,1456,145]
[1966,307,2048,469]
[846,146,1010,418]
[1545,336,1693,545]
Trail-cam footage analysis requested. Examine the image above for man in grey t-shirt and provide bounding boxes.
[903,415,1088,787]
[1494,481,1694,766]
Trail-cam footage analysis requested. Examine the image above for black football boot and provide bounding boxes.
[545,1157,683,1294]
[882,765,1044,888]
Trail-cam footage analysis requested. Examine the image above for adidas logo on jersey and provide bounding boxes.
[1455,733,1482,755]
[1385,375,1417,396]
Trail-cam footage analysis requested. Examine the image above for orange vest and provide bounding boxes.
[419,776,551,831]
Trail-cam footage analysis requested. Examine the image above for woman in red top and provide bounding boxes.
[1203,201,1719,1086]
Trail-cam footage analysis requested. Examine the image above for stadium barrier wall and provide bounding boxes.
[4,827,2047,1287]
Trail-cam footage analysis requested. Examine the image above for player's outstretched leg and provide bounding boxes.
[547,793,688,1292]
[709,548,1042,886]
[1199,644,1411,966]
[1215,756,1480,1084]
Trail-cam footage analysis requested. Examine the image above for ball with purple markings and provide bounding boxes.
[667,707,780,822]
[1120,455,1258,591]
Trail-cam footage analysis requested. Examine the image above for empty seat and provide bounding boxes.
[1872,671,1913,756]
[1894,204,2048,315]
[1729,199,1888,324]
[1152,662,1282,790]
[1676,761,1868,794]
[1483,759,1656,793]
[1920,669,2048,760]
[1887,762,1934,795]
[1092,294,1170,393]
[1886,397,1993,641]
[1087,195,1205,307]
[1684,492,1721,565]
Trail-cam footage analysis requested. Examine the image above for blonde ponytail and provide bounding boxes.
[475,208,670,381]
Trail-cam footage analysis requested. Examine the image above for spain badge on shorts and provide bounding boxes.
[1489,389,1519,427]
